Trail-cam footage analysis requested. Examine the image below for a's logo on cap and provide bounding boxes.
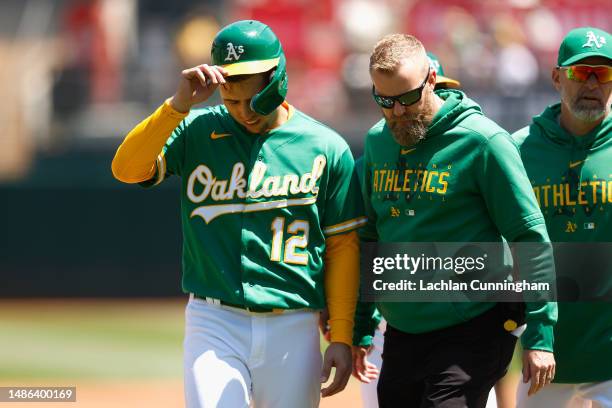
[225,43,245,61]
[582,31,606,49]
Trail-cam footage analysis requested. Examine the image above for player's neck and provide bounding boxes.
[264,103,290,132]
[559,104,607,137]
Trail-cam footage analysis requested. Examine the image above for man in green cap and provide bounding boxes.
[356,33,557,407]
[111,20,365,407]
[513,26,612,408]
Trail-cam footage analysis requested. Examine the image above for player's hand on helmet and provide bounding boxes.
[351,345,379,383]
[320,342,352,397]
[170,64,228,113]
[522,349,555,396]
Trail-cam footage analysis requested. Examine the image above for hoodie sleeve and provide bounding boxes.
[475,132,557,352]
[475,132,546,239]
[359,135,379,242]
[352,140,382,346]
[512,227,558,352]
[353,298,382,347]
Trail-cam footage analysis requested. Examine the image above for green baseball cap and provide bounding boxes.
[427,52,461,88]
[211,20,283,76]
[557,27,612,67]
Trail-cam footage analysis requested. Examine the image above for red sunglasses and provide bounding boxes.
[559,65,612,83]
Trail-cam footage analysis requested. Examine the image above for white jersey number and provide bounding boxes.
[270,217,310,265]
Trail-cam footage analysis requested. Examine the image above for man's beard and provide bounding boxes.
[564,89,607,122]
[387,113,431,146]
[385,99,435,146]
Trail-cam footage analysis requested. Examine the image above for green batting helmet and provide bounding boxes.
[211,20,288,115]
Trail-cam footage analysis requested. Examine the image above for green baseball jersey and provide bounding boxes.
[359,90,557,348]
[513,104,612,383]
[145,104,365,309]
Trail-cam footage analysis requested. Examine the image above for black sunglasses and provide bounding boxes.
[372,69,431,109]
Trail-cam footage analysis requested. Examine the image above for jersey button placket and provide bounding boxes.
[242,136,266,306]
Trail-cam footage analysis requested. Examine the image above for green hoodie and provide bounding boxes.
[357,89,557,350]
[513,103,612,383]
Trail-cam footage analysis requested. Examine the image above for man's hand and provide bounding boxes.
[320,342,352,398]
[522,349,555,396]
[352,345,379,383]
[169,64,228,113]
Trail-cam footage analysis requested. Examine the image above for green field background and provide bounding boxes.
[0,298,522,381]
[0,298,522,408]
[0,299,185,381]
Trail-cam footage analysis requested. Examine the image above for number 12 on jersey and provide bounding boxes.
[270,217,309,265]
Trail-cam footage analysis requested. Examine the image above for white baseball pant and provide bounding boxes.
[183,295,322,408]
[517,379,612,408]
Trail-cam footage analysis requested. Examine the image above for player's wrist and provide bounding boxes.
[328,319,353,346]
[168,95,192,114]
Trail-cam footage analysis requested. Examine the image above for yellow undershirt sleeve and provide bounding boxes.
[324,230,360,346]
[111,99,188,183]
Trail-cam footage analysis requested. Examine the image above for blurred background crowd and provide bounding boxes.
[0,0,610,296]
[0,0,609,183]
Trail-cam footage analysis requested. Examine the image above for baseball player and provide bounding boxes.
[350,52,462,408]
[354,33,557,407]
[513,27,612,408]
[111,20,366,408]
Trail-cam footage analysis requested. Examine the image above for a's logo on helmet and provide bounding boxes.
[225,43,245,61]
[278,73,287,90]
[582,31,606,49]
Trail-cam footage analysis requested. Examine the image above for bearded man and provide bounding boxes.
[357,33,558,408]
[513,26,612,408]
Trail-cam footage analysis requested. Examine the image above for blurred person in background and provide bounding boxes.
[53,0,99,115]
[55,0,134,113]
[112,20,365,407]
[355,33,557,408]
[513,26,612,408]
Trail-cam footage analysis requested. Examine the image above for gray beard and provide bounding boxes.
[565,90,607,123]
[571,104,606,122]
[388,116,430,146]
